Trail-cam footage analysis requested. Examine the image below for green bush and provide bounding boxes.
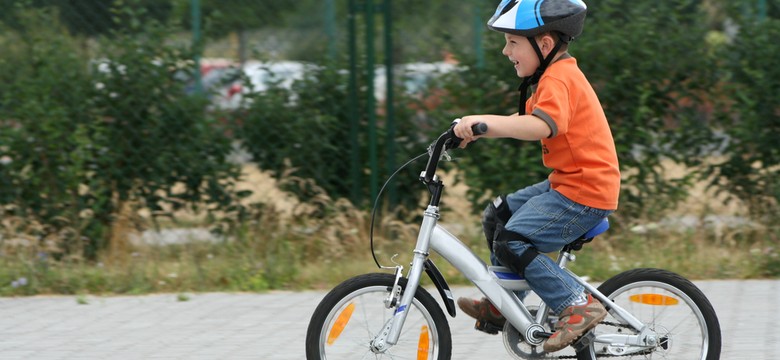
[709,18,780,218]
[0,7,244,259]
[233,61,440,211]
[0,8,103,256]
[575,0,721,218]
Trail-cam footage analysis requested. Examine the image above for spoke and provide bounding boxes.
[607,288,706,359]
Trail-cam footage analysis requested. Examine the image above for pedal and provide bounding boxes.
[474,319,502,335]
[535,331,553,339]
[572,330,596,353]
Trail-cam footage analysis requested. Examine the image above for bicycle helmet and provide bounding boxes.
[487,0,587,42]
[487,0,588,115]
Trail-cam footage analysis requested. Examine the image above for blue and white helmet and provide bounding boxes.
[488,0,588,42]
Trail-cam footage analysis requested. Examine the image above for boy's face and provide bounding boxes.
[502,33,541,78]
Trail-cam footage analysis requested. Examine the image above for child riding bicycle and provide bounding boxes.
[452,0,620,352]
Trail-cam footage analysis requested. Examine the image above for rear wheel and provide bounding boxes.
[577,268,721,359]
[305,273,452,359]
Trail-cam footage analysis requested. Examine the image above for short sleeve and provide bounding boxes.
[531,77,570,137]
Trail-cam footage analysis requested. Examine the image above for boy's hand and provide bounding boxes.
[453,116,484,148]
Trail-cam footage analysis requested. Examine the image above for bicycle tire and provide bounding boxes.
[305,273,452,360]
[576,268,721,359]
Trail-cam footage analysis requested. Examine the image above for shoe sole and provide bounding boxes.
[543,311,607,353]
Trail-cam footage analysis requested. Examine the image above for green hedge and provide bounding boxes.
[0,8,243,259]
[1,1,778,262]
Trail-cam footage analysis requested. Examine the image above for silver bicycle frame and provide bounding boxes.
[374,203,655,354]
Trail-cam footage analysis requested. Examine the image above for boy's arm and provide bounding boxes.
[454,113,552,147]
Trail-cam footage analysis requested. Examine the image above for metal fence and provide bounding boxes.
[189,0,485,206]
[0,0,490,254]
[182,0,487,204]
[2,0,779,256]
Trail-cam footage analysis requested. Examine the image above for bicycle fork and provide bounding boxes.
[369,206,440,353]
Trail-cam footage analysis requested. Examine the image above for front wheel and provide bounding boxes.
[577,268,721,359]
[305,273,452,359]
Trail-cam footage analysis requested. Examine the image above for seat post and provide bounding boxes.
[556,248,576,269]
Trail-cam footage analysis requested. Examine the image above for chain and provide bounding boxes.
[544,322,653,359]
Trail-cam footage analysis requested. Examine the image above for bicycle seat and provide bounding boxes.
[566,218,609,251]
[581,218,609,239]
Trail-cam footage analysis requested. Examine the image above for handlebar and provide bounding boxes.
[421,122,487,184]
[471,122,489,136]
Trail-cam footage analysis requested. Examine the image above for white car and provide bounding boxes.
[373,62,462,101]
[212,60,315,110]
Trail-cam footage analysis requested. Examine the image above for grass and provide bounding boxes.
[1,166,778,296]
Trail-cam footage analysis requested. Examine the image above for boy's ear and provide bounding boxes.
[540,34,557,55]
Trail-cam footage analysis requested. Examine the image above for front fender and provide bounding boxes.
[424,259,456,317]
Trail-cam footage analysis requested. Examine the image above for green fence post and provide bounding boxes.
[348,0,361,204]
[473,0,484,70]
[758,0,767,22]
[191,0,203,94]
[325,0,337,60]
[383,0,396,207]
[366,0,378,203]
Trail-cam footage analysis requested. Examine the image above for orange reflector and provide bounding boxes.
[417,325,430,360]
[629,294,679,306]
[326,303,355,346]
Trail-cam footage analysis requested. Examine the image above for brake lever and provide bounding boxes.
[427,142,454,162]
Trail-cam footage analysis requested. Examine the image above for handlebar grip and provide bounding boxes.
[425,121,488,182]
[472,122,488,136]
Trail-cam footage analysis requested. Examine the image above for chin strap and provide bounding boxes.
[517,35,567,115]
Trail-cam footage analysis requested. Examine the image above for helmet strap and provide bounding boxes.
[517,35,566,115]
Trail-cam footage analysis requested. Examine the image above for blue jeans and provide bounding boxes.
[489,180,612,315]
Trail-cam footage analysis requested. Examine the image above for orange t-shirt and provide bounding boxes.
[525,57,620,210]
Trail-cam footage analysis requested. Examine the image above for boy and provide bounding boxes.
[453,0,620,353]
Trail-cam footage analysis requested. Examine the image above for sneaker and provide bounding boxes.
[543,294,607,353]
[456,297,506,330]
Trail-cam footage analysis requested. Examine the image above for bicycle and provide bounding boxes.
[305,122,722,359]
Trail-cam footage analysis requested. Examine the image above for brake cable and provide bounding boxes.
[369,151,428,269]
[369,121,481,268]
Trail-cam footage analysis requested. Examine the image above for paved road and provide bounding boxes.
[0,280,777,359]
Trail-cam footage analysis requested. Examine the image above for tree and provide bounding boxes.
[177,0,301,62]
[0,0,173,37]
[57,0,173,36]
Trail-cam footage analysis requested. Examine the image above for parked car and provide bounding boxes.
[202,59,462,111]
[373,62,462,101]
[209,60,316,110]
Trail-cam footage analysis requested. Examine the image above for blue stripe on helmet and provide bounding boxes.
[534,0,544,26]
[515,0,545,30]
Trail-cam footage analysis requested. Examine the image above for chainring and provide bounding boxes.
[502,306,564,359]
